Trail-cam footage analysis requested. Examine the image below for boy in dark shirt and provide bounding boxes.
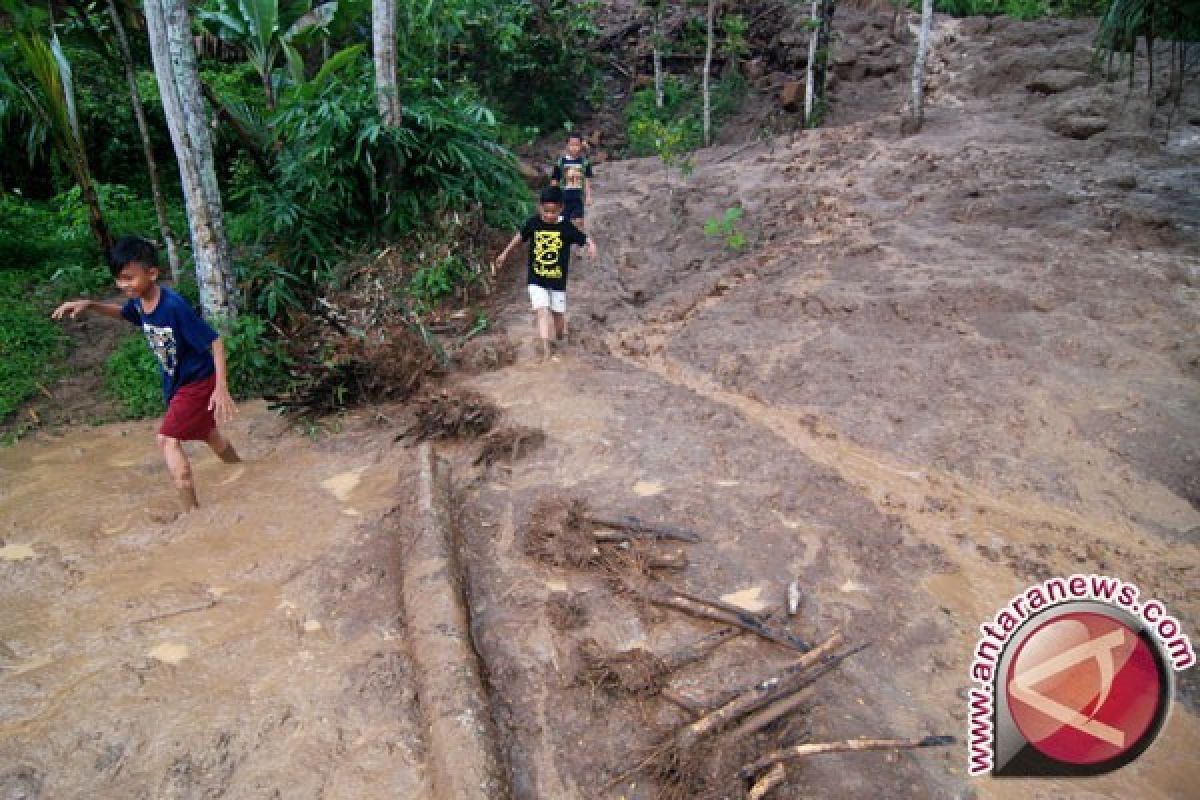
[493,187,597,362]
[52,235,240,513]
[550,133,594,229]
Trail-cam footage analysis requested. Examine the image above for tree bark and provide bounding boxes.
[653,15,664,109]
[703,0,717,146]
[108,0,181,280]
[910,0,933,131]
[813,0,836,108]
[144,0,237,323]
[372,0,402,126]
[804,0,818,123]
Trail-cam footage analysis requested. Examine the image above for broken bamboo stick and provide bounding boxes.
[747,763,786,799]
[583,513,701,542]
[727,642,870,740]
[740,735,957,778]
[671,631,844,752]
[648,590,810,652]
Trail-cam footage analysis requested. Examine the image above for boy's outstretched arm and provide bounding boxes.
[208,338,237,423]
[492,233,523,275]
[51,299,123,320]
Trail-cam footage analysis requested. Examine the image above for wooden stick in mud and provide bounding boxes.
[648,590,810,652]
[740,735,957,778]
[671,631,844,752]
[583,513,702,542]
[747,763,786,799]
[661,688,705,718]
[661,626,741,670]
[727,642,870,740]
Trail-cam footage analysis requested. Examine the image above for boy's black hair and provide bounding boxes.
[108,235,159,277]
[539,186,564,205]
[566,132,583,143]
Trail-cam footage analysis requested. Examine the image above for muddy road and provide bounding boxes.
[3,10,1199,800]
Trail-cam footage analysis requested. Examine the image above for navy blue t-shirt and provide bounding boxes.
[121,288,218,402]
[551,155,593,204]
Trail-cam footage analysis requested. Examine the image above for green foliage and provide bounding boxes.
[229,58,526,286]
[224,313,292,398]
[626,76,703,156]
[408,254,475,311]
[704,206,747,251]
[921,0,1107,18]
[103,333,163,419]
[0,270,66,421]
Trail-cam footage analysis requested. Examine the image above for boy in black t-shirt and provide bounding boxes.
[493,187,597,362]
[550,134,594,229]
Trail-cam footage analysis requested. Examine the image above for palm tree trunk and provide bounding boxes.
[144,0,237,323]
[108,0,181,280]
[910,0,933,131]
[373,0,401,126]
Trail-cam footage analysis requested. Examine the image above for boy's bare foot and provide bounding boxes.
[216,442,242,464]
[178,486,200,513]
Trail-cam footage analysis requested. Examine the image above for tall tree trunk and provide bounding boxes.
[653,15,664,109]
[813,0,836,108]
[144,0,237,323]
[108,0,181,280]
[804,0,818,123]
[372,0,401,126]
[703,0,717,147]
[910,0,933,132]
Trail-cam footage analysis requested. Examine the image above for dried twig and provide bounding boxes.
[740,735,957,778]
[647,589,810,652]
[131,598,218,625]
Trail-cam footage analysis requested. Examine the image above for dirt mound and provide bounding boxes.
[403,388,500,441]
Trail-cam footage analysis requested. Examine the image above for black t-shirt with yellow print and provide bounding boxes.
[521,215,588,291]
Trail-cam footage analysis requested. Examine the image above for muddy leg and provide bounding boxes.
[205,429,241,464]
[553,311,568,343]
[158,434,199,511]
[535,308,554,362]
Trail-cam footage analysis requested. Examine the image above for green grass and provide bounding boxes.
[103,334,165,419]
[0,272,67,421]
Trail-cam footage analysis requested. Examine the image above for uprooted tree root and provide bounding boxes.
[272,325,437,416]
[474,425,546,467]
[523,496,599,568]
[578,638,669,697]
[402,389,500,442]
[546,591,589,632]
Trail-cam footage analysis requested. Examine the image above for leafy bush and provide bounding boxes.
[103,333,164,419]
[626,77,703,157]
[408,254,476,311]
[0,271,66,421]
[224,313,292,399]
[704,206,747,251]
[924,0,1107,18]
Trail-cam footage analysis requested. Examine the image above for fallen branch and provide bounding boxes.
[131,598,217,625]
[647,588,809,652]
[747,763,786,799]
[671,630,843,752]
[727,642,870,740]
[740,735,957,778]
[584,513,701,543]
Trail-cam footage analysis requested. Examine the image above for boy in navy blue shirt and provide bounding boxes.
[52,236,240,513]
[550,133,594,229]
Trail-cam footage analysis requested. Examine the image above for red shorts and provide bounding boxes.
[159,374,217,441]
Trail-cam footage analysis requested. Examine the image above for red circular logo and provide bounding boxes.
[1005,612,1163,765]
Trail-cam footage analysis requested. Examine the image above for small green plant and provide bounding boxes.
[630,117,695,192]
[704,206,747,251]
[104,334,164,419]
[408,254,476,311]
[224,313,292,399]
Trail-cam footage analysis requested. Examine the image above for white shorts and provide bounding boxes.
[528,285,567,313]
